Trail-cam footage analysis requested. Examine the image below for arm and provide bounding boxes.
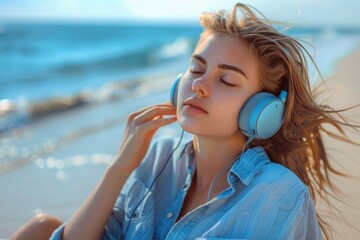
[62,103,177,240]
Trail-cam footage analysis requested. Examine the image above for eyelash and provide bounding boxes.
[220,79,235,87]
[189,69,235,87]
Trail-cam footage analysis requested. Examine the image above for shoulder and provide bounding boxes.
[250,150,310,206]
[258,160,305,188]
[244,147,307,192]
[265,169,310,213]
[254,160,322,239]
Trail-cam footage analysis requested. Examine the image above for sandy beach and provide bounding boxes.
[315,48,360,239]
[1,49,360,239]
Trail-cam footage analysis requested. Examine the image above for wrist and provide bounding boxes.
[107,160,135,178]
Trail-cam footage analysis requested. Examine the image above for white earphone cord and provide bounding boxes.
[207,136,255,202]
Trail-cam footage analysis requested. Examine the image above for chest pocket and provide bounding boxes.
[123,179,155,239]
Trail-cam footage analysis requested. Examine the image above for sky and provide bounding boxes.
[0,0,359,26]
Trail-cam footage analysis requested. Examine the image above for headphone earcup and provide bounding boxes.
[239,92,286,139]
[170,74,182,107]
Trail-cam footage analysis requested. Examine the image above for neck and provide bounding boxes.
[191,133,246,192]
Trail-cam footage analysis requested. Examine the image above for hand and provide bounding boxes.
[113,102,177,171]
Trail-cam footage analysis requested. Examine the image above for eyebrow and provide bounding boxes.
[192,54,248,80]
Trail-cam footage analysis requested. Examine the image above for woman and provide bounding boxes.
[12,3,357,240]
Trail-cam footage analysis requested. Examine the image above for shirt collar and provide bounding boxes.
[229,146,270,185]
[181,141,270,186]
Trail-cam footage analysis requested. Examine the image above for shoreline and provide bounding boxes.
[0,69,185,170]
[0,65,187,136]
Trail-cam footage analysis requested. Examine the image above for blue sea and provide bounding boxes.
[0,22,360,134]
[0,23,201,101]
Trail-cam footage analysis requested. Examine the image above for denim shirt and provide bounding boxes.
[51,136,322,240]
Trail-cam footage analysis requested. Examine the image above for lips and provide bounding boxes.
[183,99,208,113]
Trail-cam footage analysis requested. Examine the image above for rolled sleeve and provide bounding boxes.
[49,200,125,240]
[102,191,127,240]
[102,213,123,240]
[49,223,66,240]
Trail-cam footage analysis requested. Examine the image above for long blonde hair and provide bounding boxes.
[199,3,359,239]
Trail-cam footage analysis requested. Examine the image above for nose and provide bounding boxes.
[192,77,209,97]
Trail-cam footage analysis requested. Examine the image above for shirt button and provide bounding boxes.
[166,212,173,219]
[182,183,187,189]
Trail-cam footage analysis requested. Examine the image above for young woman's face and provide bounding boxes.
[177,32,261,139]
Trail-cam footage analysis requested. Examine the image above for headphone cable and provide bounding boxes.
[207,136,254,202]
[123,130,185,236]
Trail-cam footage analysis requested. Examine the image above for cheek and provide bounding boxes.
[207,93,242,129]
[176,79,192,107]
[215,91,243,113]
[215,103,241,128]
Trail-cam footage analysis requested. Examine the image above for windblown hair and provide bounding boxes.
[200,3,359,239]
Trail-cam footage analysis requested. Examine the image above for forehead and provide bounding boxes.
[195,32,254,61]
[195,33,258,70]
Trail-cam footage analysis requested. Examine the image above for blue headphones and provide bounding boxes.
[170,73,288,139]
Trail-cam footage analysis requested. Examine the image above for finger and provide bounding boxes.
[125,104,175,141]
[128,103,176,120]
[137,102,175,113]
[139,116,177,132]
[133,106,177,124]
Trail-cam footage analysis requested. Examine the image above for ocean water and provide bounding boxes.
[0,23,201,101]
[0,23,202,134]
[1,23,360,101]
[0,23,360,136]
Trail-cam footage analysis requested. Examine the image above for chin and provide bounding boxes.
[179,120,237,139]
[178,120,201,135]
[178,113,241,137]
[177,117,205,135]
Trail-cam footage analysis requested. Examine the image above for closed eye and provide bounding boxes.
[220,79,235,87]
